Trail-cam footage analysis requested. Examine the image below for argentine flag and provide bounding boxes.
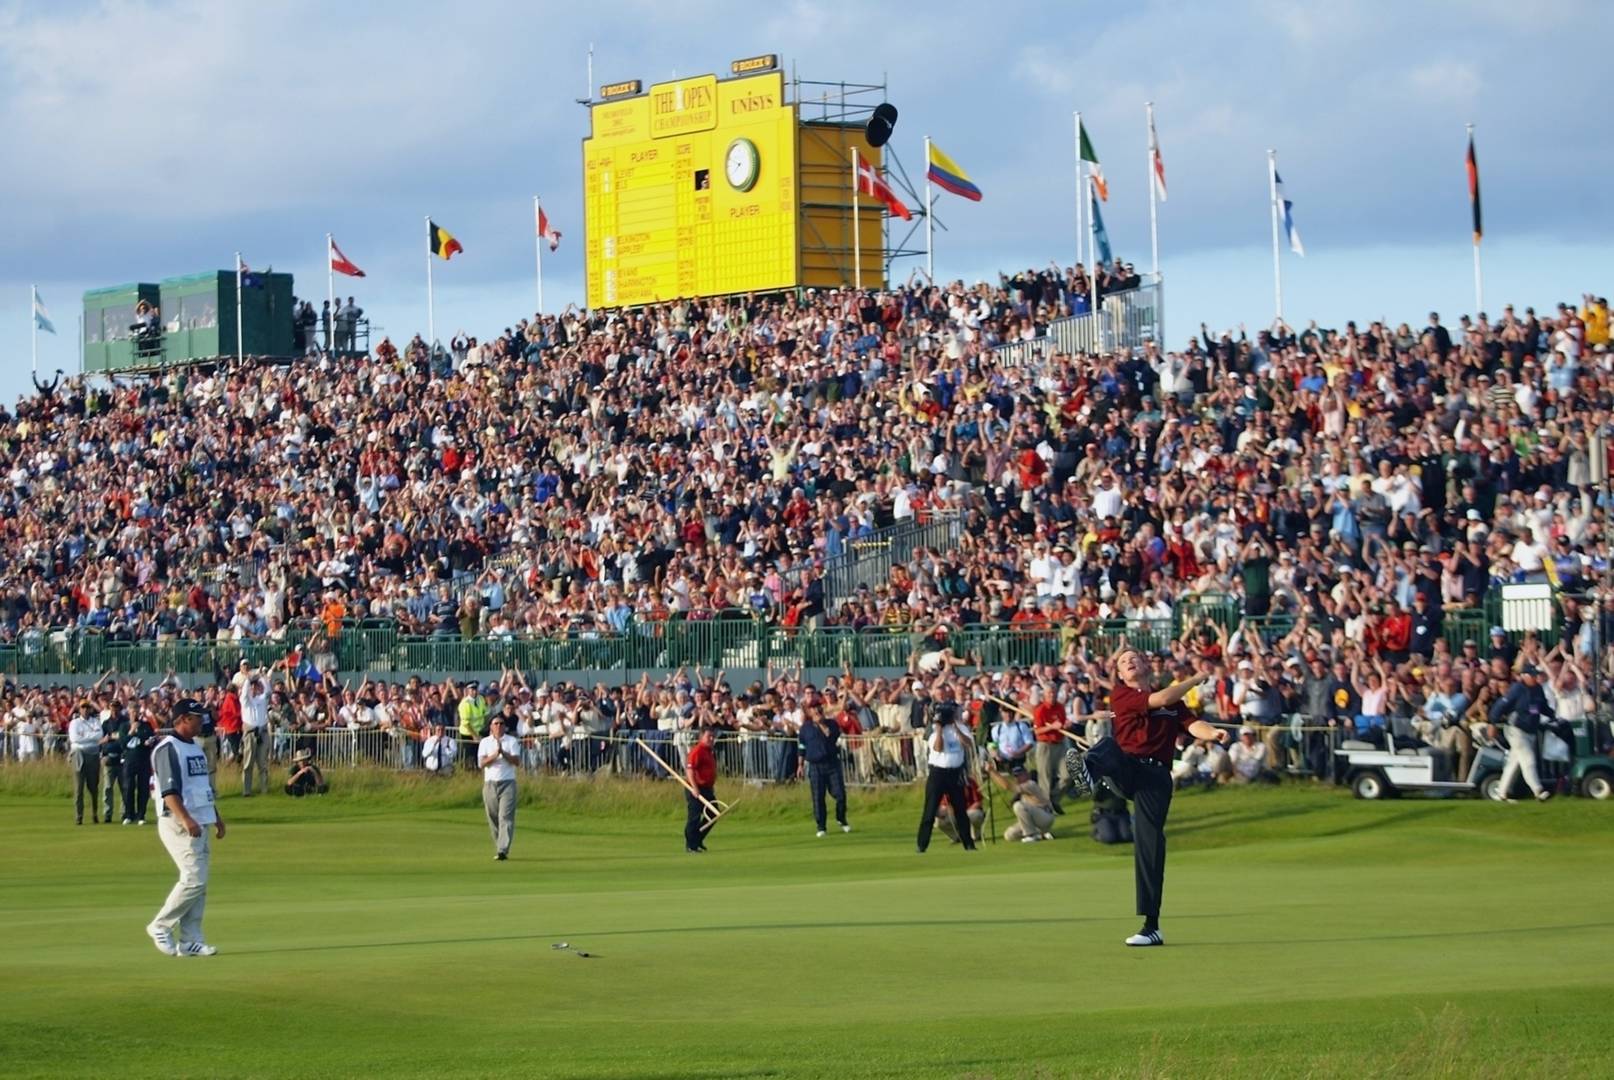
[32,289,56,335]
[1274,171,1304,256]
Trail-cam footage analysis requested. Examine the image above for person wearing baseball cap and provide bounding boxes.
[1486,664,1553,802]
[146,698,225,957]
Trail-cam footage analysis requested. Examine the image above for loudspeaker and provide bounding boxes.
[865,103,898,149]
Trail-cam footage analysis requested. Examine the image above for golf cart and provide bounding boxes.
[1556,720,1614,801]
[1334,729,1504,800]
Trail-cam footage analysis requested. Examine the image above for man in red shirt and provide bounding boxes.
[683,726,718,853]
[1097,649,1228,947]
[1030,691,1069,814]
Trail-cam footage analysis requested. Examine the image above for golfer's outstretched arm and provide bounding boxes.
[1148,677,1202,711]
[1185,718,1227,744]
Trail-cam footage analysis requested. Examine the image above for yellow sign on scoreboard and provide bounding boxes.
[584,71,797,309]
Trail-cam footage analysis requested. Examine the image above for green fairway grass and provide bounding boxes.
[3,766,1611,1079]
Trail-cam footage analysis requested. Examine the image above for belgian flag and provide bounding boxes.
[429,220,463,260]
[1466,133,1482,247]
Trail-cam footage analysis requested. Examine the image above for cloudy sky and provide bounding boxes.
[3,0,1607,404]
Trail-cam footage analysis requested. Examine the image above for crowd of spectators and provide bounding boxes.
[1,258,1612,781]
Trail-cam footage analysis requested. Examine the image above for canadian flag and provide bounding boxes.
[855,150,912,221]
[329,237,365,278]
[536,204,562,252]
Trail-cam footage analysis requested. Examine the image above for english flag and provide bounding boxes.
[854,150,912,220]
[329,238,366,278]
[536,204,562,252]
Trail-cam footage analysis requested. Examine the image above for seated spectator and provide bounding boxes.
[284,749,329,797]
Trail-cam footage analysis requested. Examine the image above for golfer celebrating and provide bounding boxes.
[146,700,225,957]
[1098,650,1226,947]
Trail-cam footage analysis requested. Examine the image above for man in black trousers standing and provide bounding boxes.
[1089,648,1227,946]
[799,703,851,838]
[915,695,976,853]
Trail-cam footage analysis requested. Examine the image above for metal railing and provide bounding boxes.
[0,590,1573,679]
[990,279,1163,365]
[256,729,936,787]
[817,511,967,612]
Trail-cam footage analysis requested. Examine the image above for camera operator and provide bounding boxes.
[914,692,976,853]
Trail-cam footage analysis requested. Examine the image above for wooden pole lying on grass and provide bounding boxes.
[633,738,740,826]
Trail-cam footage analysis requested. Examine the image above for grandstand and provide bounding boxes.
[1,261,1610,792]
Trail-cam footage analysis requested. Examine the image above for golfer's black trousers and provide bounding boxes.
[1112,755,1173,919]
[916,765,975,851]
[807,761,847,831]
[685,784,715,850]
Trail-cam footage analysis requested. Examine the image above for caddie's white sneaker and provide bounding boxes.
[1124,928,1164,947]
[841,824,852,833]
[146,924,177,956]
[1020,835,1042,843]
[178,941,218,957]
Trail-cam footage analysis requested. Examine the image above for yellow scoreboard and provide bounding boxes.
[584,71,798,308]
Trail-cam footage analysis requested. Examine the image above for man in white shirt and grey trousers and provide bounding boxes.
[478,716,521,860]
[239,675,271,798]
[147,700,226,957]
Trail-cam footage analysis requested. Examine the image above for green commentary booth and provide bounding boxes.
[83,270,295,373]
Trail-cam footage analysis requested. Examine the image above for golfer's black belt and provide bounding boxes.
[1129,755,1171,770]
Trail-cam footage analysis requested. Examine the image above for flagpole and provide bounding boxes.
[1146,102,1160,283]
[326,233,336,356]
[31,285,38,374]
[425,216,436,354]
[1087,175,1100,350]
[850,146,862,291]
[1074,112,1085,278]
[1468,123,1483,315]
[1267,150,1283,323]
[234,252,245,361]
[534,196,545,314]
[923,135,933,281]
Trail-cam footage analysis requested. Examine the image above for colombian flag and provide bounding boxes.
[429,220,463,260]
[926,142,982,202]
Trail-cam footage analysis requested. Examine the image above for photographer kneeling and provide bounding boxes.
[984,757,1055,843]
[285,749,329,798]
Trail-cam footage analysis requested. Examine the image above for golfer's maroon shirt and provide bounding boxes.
[1110,684,1198,760]
[687,741,717,787]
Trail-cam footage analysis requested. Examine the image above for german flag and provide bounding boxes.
[1466,133,1482,246]
[429,220,463,260]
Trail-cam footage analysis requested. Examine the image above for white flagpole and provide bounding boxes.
[425,216,436,354]
[534,196,545,314]
[1267,150,1283,323]
[1074,112,1085,277]
[1087,174,1100,349]
[850,146,862,291]
[234,252,245,360]
[1146,101,1160,283]
[31,285,38,374]
[923,135,934,281]
[326,233,336,356]
[1468,123,1483,315]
